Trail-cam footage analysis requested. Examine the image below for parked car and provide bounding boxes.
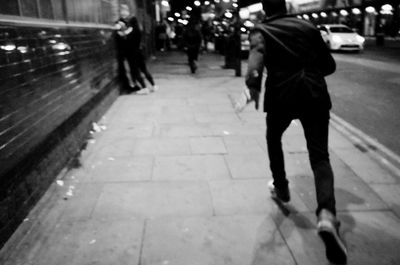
[317,24,365,51]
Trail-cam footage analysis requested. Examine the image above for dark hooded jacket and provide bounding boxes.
[251,15,336,114]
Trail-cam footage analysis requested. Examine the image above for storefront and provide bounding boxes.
[287,0,400,37]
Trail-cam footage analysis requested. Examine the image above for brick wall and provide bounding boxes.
[0,22,118,248]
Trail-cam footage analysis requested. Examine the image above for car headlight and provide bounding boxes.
[356,35,365,43]
[332,35,342,43]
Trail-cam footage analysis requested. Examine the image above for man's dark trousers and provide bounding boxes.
[266,107,336,216]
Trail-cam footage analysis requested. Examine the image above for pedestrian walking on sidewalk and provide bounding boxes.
[240,0,347,263]
[183,19,202,74]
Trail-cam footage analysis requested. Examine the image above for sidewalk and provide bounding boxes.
[1,51,400,265]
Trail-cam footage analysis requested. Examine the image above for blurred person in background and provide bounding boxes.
[114,5,145,93]
[183,19,202,74]
[114,5,157,95]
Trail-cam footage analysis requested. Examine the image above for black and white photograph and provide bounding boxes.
[1,0,400,264]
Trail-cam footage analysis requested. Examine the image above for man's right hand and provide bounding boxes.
[234,88,259,112]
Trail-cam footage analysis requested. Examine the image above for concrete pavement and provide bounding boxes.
[1,51,400,265]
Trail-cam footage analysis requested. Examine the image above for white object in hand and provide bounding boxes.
[234,88,252,113]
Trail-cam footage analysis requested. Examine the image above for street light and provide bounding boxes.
[225,11,233,18]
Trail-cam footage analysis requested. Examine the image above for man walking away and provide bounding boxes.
[242,0,347,264]
[183,19,202,74]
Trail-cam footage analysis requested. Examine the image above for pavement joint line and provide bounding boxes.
[137,219,147,265]
[330,113,400,178]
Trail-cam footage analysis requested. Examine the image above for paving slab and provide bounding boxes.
[5,219,144,265]
[131,138,191,156]
[153,155,230,181]
[224,154,270,179]
[189,136,227,154]
[222,136,265,154]
[158,124,213,137]
[91,181,213,219]
[339,211,400,265]
[142,215,296,265]
[84,156,154,182]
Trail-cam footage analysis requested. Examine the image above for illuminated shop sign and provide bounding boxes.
[287,0,362,13]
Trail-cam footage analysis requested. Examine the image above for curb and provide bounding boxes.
[330,113,400,178]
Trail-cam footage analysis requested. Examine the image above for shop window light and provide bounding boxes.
[352,8,361,15]
[381,4,393,14]
[365,6,376,13]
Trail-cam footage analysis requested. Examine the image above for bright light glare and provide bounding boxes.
[194,1,201,6]
[225,12,233,18]
[1,44,16,51]
[186,6,192,11]
[320,12,327,17]
[248,3,262,13]
[356,35,365,43]
[239,9,250,19]
[168,17,174,21]
[340,10,348,16]
[175,12,180,17]
[352,8,361,15]
[382,4,393,11]
[240,27,247,33]
[205,1,210,5]
[312,13,318,18]
[243,20,254,27]
[332,35,342,43]
[365,6,375,13]
[161,0,169,7]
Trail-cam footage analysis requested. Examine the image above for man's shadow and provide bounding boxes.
[250,187,364,265]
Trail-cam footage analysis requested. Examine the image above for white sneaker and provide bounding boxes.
[150,85,159,92]
[135,88,150,95]
[317,209,347,265]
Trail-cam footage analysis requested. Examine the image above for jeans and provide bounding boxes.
[266,109,336,216]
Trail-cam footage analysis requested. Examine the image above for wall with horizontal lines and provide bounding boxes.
[0,22,118,247]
